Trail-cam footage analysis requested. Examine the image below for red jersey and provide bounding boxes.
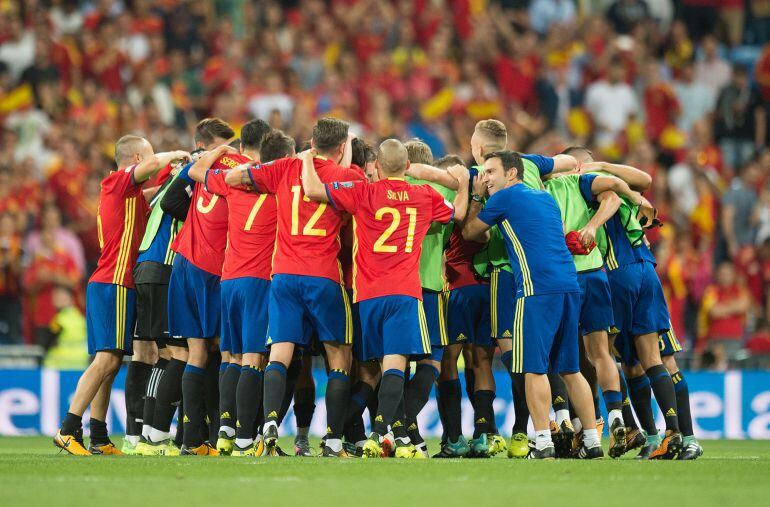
[172,153,249,276]
[445,223,487,290]
[205,168,277,281]
[89,165,149,288]
[247,156,365,283]
[325,177,454,302]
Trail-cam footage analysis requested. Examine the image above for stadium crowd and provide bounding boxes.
[1,0,770,370]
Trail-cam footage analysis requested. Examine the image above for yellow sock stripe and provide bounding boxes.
[513,297,524,373]
[502,220,533,297]
[340,285,353,345]
[490,270,498,337]
[417,300,431,354]
[438,292,448,346]
[605,235,618,270]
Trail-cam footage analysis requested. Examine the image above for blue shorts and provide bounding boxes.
[422,290,448,348]
[447,284,492,346]
[511,292,580,375]
[659,326,683,357]
[86,282,136,355]
[608,261,671,365]
[267,274,352,348]
[490,268,516,340]
[220,277,270,355]
[168,254,221,339]
[577,269,615,336]
[358,295,431,360]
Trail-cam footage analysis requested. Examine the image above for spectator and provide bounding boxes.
[714,65,766,171]
[721,161,761,259]
[698,262,752,370]
[584,59,638,148]
[22,227,80,350]
[679,0,718,42]
[694,35,733,97]
[528,0,577,35]
[674,61,716,136]
[43,287,88,370]
[606,0,650,35]
[24,205,86,277]
[0,213,22,344]
[127,66,175,126]
[0,15,35,81]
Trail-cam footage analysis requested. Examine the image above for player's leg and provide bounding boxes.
[469,344,497,457]
[180,337,210,452]
[583,329,626,456]
[662,337,703,460]
[344,360,380,455]
[293,354,316,456]
[139,343,170,447]
[436,343,466,457]
[88,368,123,455]
[617,363,646,453]
[123,339,156,453]
[547,372,573,458]
[233,352,267,455]
[623,361,660,458]
[55,282,132,456]
[146,343,186,453]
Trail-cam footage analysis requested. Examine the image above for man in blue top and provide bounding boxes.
[462,150,602,459]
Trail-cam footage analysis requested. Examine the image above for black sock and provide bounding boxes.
[153,358,185,434]
[125,361,152,437]
[278,359,302,425]
[344,381,375,442]
[548,371,569,412]
[174,405,184,447]
[646,364,679,432]
[294,386,316,429]
[603,390,623,414]
[219,363,240,431]
[204,353,221,443]
[61,412,82,436]
[326,369,350,440]
[671,370,694,437]
[235,366,264,441]
[181,364,206,448]
[628,374,657,435]
[438,379,462,441]
[345,416,366,444]
[367,383,379,428]
[263,362,287,426]
[405,364,438,444]
[464,369,476,409]
[372,370,405,436]
[618,367,638,430]
[436,382,447,443]
[503,351,529,434]
[473,390,495,438]
[392,395,408,440]
[142,358,168,437]
[89,418,109,446]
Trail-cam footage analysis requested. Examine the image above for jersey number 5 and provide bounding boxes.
[291,185,327,236]
[373,207,416,253]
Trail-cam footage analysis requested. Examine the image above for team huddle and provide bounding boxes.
[53,116,703,460]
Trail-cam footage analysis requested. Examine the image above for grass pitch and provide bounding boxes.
[2,437,770,506]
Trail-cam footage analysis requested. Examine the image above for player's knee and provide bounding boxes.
[93,351,122,376]
[661,354,677,373]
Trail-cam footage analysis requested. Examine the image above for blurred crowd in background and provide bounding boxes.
[1,0,770,369]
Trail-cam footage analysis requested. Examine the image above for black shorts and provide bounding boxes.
[134,261,172,344]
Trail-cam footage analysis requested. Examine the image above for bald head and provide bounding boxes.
[115,135,152,167]
[377,139,409,176]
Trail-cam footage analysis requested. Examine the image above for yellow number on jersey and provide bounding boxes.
[290,185,328,236]
[373,207,417,253]
[244,194,268,231]
[196,194,220,214]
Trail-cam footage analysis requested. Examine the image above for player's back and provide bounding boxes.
[249,156,364,282]
[205,167,277,281]
[90,165,149,288]
[333,178,454,302]
[173,153,249,276]
[483,184,578,297]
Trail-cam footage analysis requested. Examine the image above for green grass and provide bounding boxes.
[2,437,770,506]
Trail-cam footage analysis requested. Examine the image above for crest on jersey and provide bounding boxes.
[332,181,355,189]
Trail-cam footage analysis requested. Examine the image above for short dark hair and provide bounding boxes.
[484,150,523,180]
[194,118,235,146]
[312,117,349,153]
[260,130,296,163]
[435,154,465,169]
[561,145,593,161]
[351,138,376,168]
[241,119,272,151]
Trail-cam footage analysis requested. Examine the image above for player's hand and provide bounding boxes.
[578,161,602,174]
[636,195,659,228]
[472,171,487,198]
[578,225,596,248]
[214,144,238,156]
[447,164,469,183]
[298,148,317,160]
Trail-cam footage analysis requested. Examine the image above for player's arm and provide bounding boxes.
[446,164,469,222]
[340,132,355,168]
[160,175,192,222]
[551,154,578,174]
[142,185,160,203]
[406,163,460,190]
[462,201,491,243]
[579,191,620,247]
[133,150,191,183]
[581,161,652,191]
[300,149,328,203]
[188,145,237,183]
[588,174,644,207]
